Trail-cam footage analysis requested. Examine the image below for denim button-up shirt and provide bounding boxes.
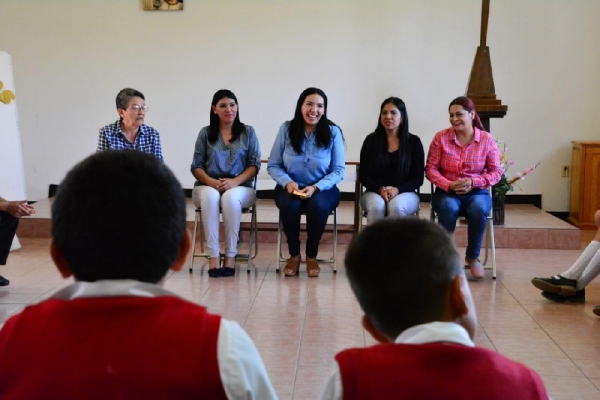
[267,122,345,191]
[190,125,261,188]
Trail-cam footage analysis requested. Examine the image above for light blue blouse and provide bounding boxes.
[267,122,345,191]
[190,125,261,188]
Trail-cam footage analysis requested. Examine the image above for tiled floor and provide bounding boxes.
[2,232,600,399]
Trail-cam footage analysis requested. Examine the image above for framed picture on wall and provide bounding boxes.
[143,0,183,11]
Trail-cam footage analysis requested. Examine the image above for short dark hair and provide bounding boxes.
[208,89,245,144]
[51,150,187,283]
[344,218,463,339]
[116,88,145,111]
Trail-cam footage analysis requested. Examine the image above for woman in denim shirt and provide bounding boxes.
[191,90,261,278]
[268,87,345,277]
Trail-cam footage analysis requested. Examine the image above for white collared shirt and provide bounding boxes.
[51,280,278,400]
[318,322,474,400]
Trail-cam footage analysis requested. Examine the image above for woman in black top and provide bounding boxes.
[359,97,424,225]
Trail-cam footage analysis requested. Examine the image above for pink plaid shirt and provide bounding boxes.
[425,127,502,192]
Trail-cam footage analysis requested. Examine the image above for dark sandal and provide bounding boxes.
[306,258,320,277]
[284,257,300,277]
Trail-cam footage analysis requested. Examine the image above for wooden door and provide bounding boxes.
[583,146,600,224]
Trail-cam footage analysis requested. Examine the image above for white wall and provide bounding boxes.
[1,0,599,211]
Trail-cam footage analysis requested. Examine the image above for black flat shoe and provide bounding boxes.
[532,275,578,296]
[207,268,222,278]
[221,267,235,277]
[0,275,9,286]
[541,289,585,303]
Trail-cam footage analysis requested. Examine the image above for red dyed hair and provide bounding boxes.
[448,96,485,131]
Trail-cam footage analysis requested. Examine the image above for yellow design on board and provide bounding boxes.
[0,81,16,105]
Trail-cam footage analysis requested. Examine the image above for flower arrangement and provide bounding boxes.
[493,138,540,203]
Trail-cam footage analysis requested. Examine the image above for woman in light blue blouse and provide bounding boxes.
[268,87,345,277]
[191,89,261,278]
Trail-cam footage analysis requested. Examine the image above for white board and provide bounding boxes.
[0,51,27,201]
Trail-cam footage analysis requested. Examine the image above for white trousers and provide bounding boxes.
[192,185,256,258]
[360,191,420,226]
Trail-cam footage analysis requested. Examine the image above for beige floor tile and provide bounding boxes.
[540,375,600,398]
[509,356,585,377]
[572,359,600,379]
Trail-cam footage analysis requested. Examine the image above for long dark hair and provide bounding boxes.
[448,96,485,131]
[288,87,341,154]
[208,89,245,143]
[369,97,412,180]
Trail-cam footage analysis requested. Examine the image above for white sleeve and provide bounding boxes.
[319,362,343,400]
[217,319,278,400]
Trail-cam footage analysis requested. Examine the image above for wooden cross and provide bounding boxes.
[466,0,507,123]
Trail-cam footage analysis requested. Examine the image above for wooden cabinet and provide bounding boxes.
[569,141,600,229]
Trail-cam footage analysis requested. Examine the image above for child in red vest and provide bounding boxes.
[0,151,277,400]
[320,218,548,400]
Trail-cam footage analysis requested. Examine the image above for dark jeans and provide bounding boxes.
[0,211,19,265]
[274,185,340,258]
[432,188,492,260]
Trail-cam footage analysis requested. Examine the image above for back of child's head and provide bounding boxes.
[51,150,186,283]
[344,218,463,339]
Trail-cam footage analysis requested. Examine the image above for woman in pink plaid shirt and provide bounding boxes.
[425,96,502,279]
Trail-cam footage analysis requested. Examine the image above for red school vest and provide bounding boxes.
[336,342,548,400]
[0,296,228,400]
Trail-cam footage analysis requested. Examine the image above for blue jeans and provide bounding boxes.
[432,188,491,260]
[274,185,340,258]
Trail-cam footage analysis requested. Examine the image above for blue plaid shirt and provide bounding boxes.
[96,120,164,161]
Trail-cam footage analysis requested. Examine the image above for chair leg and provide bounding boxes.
[199,211,205,255]
[488,219,496,279]
[189,210,200,272]
[276,217,283,273]
[247,208,256,273]
[483,226,489,266]
[333,208,338,273]
[252,207,259,261]
[358,209,363,232]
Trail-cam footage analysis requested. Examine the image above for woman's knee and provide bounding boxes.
[306,195,336,217]
[467,197,491,218]
[389,193,419,216]
[434,198,459,217]
[193,186,220,207]
[222,187,251,206]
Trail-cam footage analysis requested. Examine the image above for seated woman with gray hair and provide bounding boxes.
[96,88,163,161]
